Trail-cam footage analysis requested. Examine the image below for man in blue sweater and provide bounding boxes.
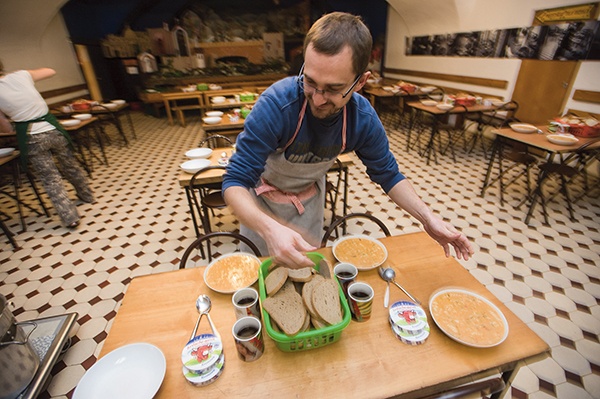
[223,12,473,267]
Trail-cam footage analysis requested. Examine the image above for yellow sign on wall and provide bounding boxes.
[535,3,598,24]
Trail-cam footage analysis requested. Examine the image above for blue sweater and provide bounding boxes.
[222,76,405,193]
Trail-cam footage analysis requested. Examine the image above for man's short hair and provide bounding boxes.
[304,12,372,76]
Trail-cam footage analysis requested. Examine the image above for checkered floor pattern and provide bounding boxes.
[0,110,599,398]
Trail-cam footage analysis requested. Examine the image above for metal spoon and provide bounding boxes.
[379,267,421,305]
[378,267,390,308]
[190,294,219,340]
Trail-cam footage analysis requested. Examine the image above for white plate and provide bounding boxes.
[0,147,15,157]
[436,104,453,111]
[420,86,436,93]
[211,96,226,104]
[101,103,118,109]
[382,86,394,91]
[60,119,81,127]
[185,147,213,159]
[509,123,537,134]
[111,99,126,105]
[205,111,224,118]
[72,343,166,399]
[180,159,211,174]
[204,252,261,293]
[429,287,509,348]
[203,116,222,125]
[421,100,438,107]
[547,134,579,146]
[332,234,388,270]
[72,113,92,120]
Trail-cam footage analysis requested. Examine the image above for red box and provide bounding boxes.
[568,124,600,138]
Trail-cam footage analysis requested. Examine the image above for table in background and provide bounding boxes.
[161,91,205,127]
[201,117,245,143]
[483,125,600,221]
[99,232,548,399]
[178,150,354,237]
[53,103,135,145]
[406,102,497,164]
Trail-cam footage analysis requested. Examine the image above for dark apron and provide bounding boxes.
[14,113,74,168]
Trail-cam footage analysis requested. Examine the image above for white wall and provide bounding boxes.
[0,0,86,102]
[385,0,600,115]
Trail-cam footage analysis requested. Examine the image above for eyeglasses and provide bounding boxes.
[296,64,362,100]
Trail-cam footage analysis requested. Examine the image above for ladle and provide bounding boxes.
[190,294,220,340]
[379,267,421,305]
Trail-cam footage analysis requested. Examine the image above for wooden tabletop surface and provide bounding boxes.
[492,124,600,153]
[99,232,548,399]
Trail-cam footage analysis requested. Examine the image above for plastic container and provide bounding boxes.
[258,252,351,352]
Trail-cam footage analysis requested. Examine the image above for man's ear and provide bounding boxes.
[355,71,372,92]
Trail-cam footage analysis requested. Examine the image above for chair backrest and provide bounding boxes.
[189,165,228,190]
[179,231,261,269]
[321,212,391,247]
[200,135,233,148]
[427,87,445,102]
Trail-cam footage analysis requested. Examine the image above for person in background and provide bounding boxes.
[223,12,474,267]
[0,60,94,228]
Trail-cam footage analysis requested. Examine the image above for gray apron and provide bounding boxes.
[241,99,347,256]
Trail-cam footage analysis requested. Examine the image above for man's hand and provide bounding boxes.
[263,224,316,268]
[422,217,474,260]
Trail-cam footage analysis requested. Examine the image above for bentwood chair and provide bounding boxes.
[188,165,229,236]
[321,212,391,247]
[464,100,519,157]
[179,231,261,269]
[525,137,600,225]
[199,134,233,149]
[325,158,344,226]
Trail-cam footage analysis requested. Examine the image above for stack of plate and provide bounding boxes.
[388,301,430,345]
[181,334,225,386]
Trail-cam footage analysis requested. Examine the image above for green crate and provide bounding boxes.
[258,252,351,352]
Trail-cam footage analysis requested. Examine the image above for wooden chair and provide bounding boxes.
[321,212,391,247]
[525,137,600,224]
[464,100,519,157]
[179,231,261,269]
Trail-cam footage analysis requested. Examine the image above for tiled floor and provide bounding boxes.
[0,110,599,399]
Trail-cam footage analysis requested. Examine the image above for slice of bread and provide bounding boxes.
[311,315,328,330]
[312,279,343,325]
[287,267,313,282]
[301,274,324,318]
[263,289,307,336]
[265,266,289,296]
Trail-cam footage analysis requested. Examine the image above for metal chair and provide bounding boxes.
[525,137,600,224]
[179,231,261,269]
[188,165,229,235]
[321,212,391,247]
[464,100,519,157]
[481,118,539,206]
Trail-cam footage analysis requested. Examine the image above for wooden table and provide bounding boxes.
[406,102,497,165]
[178,149,354,237]
[53,103,134,145]
[99,232,548,398]
[482,125,600,222]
